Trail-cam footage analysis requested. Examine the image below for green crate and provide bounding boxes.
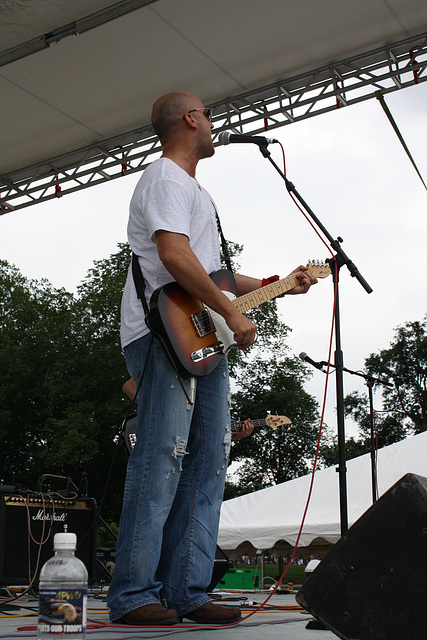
[216,567,261,590]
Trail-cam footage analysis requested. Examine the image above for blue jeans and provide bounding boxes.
[107,334,231,620]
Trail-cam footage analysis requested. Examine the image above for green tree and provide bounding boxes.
[76,242,131,345]
[0,260,83,486]
[227,295,320,491]
[0,253,130,518]
[365,316,427,434]
[72,243,133,518]
[319,433,370,467]
[319,315,427,466]
[0,240,321,520]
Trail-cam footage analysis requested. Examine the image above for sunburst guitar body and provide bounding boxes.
[148,262,331,377]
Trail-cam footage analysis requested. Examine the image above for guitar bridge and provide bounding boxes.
[191,308,216,337]
[191,341,224,362]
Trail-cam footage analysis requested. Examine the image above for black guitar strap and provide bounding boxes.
[131,252,193,403]
[131,251,150,320]
[211,201,233,272]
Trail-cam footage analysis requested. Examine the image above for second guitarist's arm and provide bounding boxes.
[156,230,257,350]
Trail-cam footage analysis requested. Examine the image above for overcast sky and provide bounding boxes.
[1,82,426,438]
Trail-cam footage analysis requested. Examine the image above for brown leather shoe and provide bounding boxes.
[184,601,242,624]
[118,603,179,626]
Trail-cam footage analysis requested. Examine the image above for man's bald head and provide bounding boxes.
[151,92,199,145]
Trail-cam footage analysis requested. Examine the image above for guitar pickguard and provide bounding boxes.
[203,290,238,353]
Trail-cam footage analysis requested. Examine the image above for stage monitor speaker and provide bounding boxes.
[296,473,427,640]
[207,545,233,592]
[0,494,98,586]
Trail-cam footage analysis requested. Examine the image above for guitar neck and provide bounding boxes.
[233,274,300,314]
[231,418,266,432]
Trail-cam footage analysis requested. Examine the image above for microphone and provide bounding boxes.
[299,352,328,372]
[218,131,278,146]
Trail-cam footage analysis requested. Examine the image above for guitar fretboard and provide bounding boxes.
[233,274,300,314]
[230,418,266,432]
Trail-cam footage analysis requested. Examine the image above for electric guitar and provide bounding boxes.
[148,261,331,376]
[231,414,291,434]
[122,412,291,454]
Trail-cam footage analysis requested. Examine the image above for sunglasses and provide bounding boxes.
[182,108,213,122]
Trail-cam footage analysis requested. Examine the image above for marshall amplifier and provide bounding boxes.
[0,494,98,585]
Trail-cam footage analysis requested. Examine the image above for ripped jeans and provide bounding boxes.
[107,334,231,620]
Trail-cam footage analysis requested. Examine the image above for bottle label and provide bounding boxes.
[38,588,87,635]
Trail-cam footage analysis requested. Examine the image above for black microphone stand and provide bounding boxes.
[257,144,373,535]
[339,366,392,504]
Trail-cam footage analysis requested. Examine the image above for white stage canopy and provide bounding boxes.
[1,0,427,211]
[218,431,427,552]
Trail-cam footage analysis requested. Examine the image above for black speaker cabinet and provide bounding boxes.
[296,473,427,640]
[0,494,98,585]
[207,545,232,592]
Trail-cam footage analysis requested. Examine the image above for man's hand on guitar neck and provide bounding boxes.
[228,263,317,348]
[231,418,254,441]
[286,264,318,294]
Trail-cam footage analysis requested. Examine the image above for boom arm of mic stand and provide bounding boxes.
[341,366,393,388]
[257,145,373,293]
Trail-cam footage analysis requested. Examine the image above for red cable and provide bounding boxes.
[278,141,333,257]
[217,142,339,619]
[204,145,340,628]
[409,49,419,85]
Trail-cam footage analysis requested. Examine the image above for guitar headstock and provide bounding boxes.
[265,414,291,429]
[307,260,332,279]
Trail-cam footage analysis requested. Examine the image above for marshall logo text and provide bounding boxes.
[32,510,66,522]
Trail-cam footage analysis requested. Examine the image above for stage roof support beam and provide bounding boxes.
[1,32,426,214]
[0,0,159,68]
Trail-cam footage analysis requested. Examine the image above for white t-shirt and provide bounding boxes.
[120,158,221,348]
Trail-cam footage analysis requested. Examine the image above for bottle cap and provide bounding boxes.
[53,532,77,549]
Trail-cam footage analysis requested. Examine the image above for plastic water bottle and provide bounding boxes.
[38,531,88,639]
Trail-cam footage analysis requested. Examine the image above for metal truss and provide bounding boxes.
[1,31,426,213]
[0,0,159,68]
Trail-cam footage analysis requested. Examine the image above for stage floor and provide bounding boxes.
[0,589,339,639]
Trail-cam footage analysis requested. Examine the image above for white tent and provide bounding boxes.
[218,431,427,554]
